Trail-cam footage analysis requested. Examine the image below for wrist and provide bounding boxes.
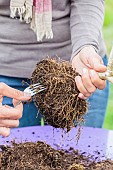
[71,45,97,62]
[81,45,97,53]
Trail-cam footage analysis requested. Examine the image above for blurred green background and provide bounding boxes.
[103,0,113,129]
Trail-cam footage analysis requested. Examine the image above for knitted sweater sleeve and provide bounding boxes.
[70,0,104,59]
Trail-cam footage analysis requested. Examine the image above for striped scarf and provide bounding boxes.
[10,0,53,41]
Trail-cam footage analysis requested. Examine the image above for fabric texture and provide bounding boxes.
[0,0,106,78]
[10,0,53,41]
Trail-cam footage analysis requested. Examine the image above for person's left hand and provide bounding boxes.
[72,46,107,99]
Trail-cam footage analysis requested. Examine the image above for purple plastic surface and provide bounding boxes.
[0,126,113,161]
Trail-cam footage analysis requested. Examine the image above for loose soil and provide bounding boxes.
[31,58,88,131]
[0,141,113,170]
[1,58,111,169]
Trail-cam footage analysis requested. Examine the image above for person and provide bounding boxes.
[0,83,31,136]
[0,0,109,136]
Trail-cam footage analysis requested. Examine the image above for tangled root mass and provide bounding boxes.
[31,58,88,131]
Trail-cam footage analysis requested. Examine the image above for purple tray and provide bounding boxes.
[0,126,113,161]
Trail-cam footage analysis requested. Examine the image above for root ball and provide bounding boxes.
[31,58,88,131]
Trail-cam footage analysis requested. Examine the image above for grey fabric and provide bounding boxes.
[0,0,106,78]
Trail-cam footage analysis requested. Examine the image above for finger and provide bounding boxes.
[13,98,22,107]
[0,119,19,128]
[72,54,90,76]
[90,57,106,72]
[79,46,96,67]
[89,70,106,90]
[0,105,23,119]
[0,83,31,101]
[0,95,3,106]
[13,99,23,114]
[75,76,92,98]
[82,68,96,93]
[0,127,10,137]
[78,93,87,100]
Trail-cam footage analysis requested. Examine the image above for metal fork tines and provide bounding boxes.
[15,83,45,107]
[24,83,46,96]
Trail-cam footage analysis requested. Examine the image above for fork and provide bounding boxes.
[24,83,46,96]
[16,83,46,106]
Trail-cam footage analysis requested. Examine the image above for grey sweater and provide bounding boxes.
[0,0,106,78]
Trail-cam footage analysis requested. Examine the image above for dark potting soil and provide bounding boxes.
[0,141,113,170]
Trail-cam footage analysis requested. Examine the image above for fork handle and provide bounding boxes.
[15,100,28,107]
[15,100,22,107]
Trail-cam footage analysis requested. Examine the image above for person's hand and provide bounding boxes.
[72,46,107,99]
[0,83,31,137]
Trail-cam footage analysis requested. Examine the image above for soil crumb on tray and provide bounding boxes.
[31,58,88,131]
[0,141,113,170]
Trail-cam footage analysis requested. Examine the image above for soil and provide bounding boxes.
[0,141,113,170]
[31,58,88,131]
[1,58,111,169]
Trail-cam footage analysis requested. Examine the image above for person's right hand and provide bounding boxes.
[0,83,31,137]
[72,46,107,99]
